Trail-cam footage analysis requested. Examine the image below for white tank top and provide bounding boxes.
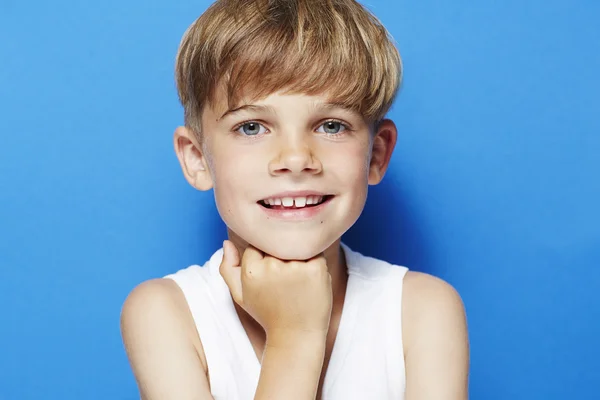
[165,243,408,400]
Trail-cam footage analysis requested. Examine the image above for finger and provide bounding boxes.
[306,251,326,262]
[219,240,243,304]
[240,244,264,272]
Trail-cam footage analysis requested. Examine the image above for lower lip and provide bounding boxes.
[258,196,334,220]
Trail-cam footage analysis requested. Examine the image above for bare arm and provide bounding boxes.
[256,331,327,400]
[402,272,470,400]
[121,279,326,400]
[120,279,214,400]
[218,241,333,400]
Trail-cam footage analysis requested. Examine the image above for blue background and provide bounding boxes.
[1,0,598,399]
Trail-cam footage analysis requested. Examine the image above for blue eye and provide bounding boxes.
[317,121,347,134]
[237,122,267,136]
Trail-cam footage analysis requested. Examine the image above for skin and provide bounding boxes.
[120,90,470,399]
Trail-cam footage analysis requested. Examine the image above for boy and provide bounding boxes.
[120,0,469,399]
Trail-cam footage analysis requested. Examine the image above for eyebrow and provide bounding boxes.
[218,104,277,121]
[311,101,350,110]
[217,101,359,121]
[310,101,359,115]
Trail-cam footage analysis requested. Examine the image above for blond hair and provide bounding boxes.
[175,0,402,135]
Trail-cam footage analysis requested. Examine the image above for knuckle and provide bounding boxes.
[265,257,278,269]
[231,293,242,304]
[304,262,325,277]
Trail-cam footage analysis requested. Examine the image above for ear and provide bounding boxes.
[368,119,397,185]
[173,126,213,191]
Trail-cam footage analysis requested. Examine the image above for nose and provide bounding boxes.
[268,135,322,176]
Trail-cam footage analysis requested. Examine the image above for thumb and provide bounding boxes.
[219,240,243,305]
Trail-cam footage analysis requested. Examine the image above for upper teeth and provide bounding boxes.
[263,196,324,208]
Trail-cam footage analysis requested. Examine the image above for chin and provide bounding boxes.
[249,234,337,261]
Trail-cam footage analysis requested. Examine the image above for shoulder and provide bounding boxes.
[121,278,190,329]
[120,278,208,374]
[402,271,465,315]
[121,264,211,328]
[401,271,467,341]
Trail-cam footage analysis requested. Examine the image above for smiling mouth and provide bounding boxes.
[258,195,334,209]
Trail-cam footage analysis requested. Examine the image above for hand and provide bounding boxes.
[219,240,333,339]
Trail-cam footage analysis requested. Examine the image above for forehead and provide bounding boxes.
[207,88,363,120]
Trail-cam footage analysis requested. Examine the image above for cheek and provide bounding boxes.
[208,137,253,182]
[210,150,261,210]
[326,142,371,184]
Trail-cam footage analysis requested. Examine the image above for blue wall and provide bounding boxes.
[1,0,598,398]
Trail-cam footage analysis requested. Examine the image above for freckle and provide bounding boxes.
[320,220,324,224]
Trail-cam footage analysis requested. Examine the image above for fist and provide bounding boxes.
[219,240,333,336]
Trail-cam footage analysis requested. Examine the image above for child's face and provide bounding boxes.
[175,91,396,260]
